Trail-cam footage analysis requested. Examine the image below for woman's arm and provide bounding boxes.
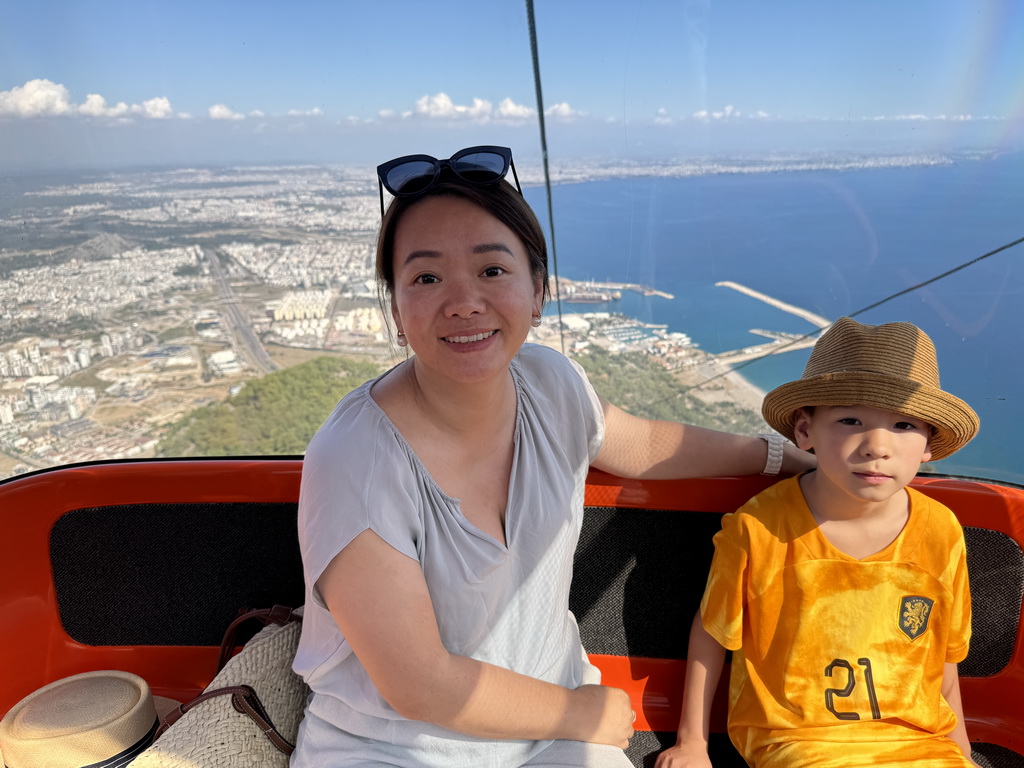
[593,397,814,479]
[941,661,980,766]
[319,528,635,747]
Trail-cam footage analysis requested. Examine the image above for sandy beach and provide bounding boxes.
[675,358,770,422]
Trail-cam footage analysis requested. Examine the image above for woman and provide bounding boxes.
[291,146,813,767]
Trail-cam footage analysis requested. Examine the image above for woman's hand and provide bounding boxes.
[571,684,635,749]
[653,741,714,768]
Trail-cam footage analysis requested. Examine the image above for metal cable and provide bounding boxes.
[678,234,1024,395]
[525,0,565,354]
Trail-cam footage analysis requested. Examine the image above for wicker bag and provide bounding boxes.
[134,605,309,768]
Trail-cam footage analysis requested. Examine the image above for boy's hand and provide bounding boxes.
[654,741,713,768]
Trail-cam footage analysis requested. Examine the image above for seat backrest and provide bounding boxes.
[1,460,1022,768]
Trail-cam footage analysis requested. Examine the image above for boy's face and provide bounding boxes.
[793,405,933,506]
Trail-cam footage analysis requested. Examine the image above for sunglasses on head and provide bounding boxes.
[376,145,521,217]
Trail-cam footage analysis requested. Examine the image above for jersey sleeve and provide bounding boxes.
[944,528,972,663]
[700,510,750,651]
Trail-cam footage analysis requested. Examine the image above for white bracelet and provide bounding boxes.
[758,432,786,476]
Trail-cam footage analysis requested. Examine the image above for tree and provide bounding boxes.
[157,355,383,456]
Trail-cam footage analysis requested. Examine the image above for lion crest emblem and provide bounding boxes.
[899,595,934,640]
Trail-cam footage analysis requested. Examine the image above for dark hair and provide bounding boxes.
[375,173,549,334]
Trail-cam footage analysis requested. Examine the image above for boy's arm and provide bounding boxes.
[654,611,727,768]
[942,662,980,767]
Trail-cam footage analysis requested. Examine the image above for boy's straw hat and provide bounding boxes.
[0,670,179,768]
[762,316,979,461]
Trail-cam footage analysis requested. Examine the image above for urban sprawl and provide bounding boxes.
[1,155,947,476]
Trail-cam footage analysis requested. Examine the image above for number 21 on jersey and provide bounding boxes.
[824,657,881,721]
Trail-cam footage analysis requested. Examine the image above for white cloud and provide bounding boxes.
[416,92,488,119]
[209,104,245,121]
[498,97,533,120]
[692,105,766,122]
[79,93,130,118]
[0,79,180,120]
[409,92,535,124]
[654,107,672,125]
[465,98,493,120]
[287,107,324,117]
[895,114,929,121]
[545,102,580,121]
[250,109,266,118]
[136,96,173,119]
[707,105,741,120]
[0,79,74,117]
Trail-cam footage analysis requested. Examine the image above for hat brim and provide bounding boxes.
[762,370,979,462]
[153,695,182,723]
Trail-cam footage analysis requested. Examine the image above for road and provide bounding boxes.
[203,247,280,375]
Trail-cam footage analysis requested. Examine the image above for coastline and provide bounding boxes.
[676,357,769,419]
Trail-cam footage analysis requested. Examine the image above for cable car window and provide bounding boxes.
[1,2,1021,485]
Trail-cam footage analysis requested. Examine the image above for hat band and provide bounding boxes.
[80,718,159,768]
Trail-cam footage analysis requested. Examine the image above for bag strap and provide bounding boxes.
[216,604,303,674]
[157,684,295,756]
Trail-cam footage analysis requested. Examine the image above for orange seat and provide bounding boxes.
[1,460,1021,766]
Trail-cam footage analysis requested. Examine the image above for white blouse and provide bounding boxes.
[292,344,606,767]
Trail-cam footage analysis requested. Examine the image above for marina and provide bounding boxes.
[557,276,827,369]
[555,276,675,302]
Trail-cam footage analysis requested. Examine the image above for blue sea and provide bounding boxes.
[525,151,1024,485]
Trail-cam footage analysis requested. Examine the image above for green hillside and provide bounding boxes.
[157,348,764,458]
[157,355,384,457]
[575,347,766,433]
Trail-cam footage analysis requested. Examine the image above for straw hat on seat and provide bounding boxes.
[0,670,179,768]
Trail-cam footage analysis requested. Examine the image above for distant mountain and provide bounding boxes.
[0,231,140,276]
[65,232,136,261]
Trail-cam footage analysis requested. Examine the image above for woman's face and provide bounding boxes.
[390,195,544,387]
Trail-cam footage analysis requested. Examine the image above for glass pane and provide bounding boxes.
[1,1,1021,485]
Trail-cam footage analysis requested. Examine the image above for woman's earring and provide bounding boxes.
[531,315,542,327]
[396,331,408,347]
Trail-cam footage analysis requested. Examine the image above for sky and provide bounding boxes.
[1,0,1022,172]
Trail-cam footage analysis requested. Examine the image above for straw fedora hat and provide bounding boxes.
[762,316,979,461]
[0,670,180,768]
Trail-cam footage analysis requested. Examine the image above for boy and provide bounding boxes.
[656,317,981,768]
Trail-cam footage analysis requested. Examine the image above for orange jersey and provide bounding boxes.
[701,475,972,768]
